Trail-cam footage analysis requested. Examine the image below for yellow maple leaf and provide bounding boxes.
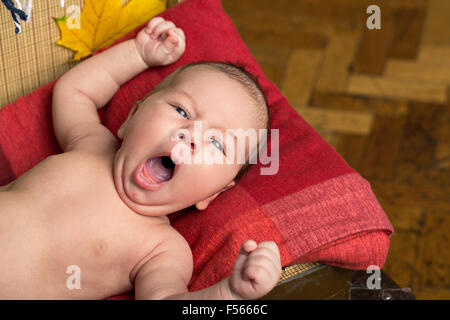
[55,0,167,61]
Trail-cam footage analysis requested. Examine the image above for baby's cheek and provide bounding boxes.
[185,164,229,190]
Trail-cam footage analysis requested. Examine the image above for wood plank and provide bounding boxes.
[352,0,394,74]
[385,59,450,85]
[334,133,367,170]
[389,7,426,59]
[418,46,450,66]
[310,91,408,116]
[314,129,336,148]
[435,125,450,169]
[358,114,406,181]
[387,0,427,9]
[295,107,374,135]
[315,29,360,92]
[394,163,450,188]
[372,183,450,210]
[347,74,448,103]
[435,91,450,169]
[238,25,329,50]
[382,231,418,288]
[380,204,424,232]
[248,45,291,88]
[421,0,450,46]
[415,208,450,288]
[281,48,324,107]
[396,101,443,167]
[223,0,372,31]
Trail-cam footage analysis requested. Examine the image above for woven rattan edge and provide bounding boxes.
[278,262,322,284]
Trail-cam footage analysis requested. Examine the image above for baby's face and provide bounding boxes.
[113,67,261,216]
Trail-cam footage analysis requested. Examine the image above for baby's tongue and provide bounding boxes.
[144,157,173,183]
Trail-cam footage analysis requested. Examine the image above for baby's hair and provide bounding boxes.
[150,61,270,181]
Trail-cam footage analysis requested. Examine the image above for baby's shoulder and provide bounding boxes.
[26,149,115,197]
[150,224,193,269]
[129,224,193,282]
[54,148,114,174]
[157,224,192,257]
[64,123,118,157]
[136,222,192,264]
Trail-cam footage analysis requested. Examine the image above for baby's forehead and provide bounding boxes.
[168,67,268,129]
[172,65,240,88]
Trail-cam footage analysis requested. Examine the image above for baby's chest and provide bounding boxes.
[2,152,172,296]
[12,152,148,259]
[38,186,167,295]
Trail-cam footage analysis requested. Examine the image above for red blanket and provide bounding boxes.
[0,0,394,299]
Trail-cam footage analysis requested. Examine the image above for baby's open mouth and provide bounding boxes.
[133,156,175,190]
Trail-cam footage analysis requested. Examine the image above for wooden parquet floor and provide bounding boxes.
[222,0,450,299]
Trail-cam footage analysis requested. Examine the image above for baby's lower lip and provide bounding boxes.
[133,161,165,191]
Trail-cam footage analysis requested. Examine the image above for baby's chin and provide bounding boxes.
[116,178,177,217]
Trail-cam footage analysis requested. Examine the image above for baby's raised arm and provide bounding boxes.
[52,17,185,152]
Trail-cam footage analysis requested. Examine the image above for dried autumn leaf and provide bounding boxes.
[55,0,167,61]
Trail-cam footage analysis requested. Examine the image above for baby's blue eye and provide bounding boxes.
[174,106,189,119]
[209,137,224,153]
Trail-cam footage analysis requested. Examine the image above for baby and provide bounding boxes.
[0,17,281,299]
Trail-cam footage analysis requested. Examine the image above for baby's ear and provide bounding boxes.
[117,103,140,139]
[195,180,236,211]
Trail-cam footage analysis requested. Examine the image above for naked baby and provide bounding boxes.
[0,17,281,299]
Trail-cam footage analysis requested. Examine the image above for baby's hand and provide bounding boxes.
[135,17,186,67]
[228,240,282,300]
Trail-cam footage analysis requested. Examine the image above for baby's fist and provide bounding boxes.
[135,17,186,67]
[228,240,282,300]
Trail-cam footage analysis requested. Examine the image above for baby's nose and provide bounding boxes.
[176,132,197,154]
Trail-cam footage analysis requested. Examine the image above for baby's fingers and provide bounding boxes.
[232,240,258,275]
[248,242,281,278]
[145,17,165,35]
[244,259,274,283]
[150,20,176,40]
[160,31,179,54]
[247,242,280,266]
[256,241,281,265]
[170,27,185,41]
[246,251,280,279]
